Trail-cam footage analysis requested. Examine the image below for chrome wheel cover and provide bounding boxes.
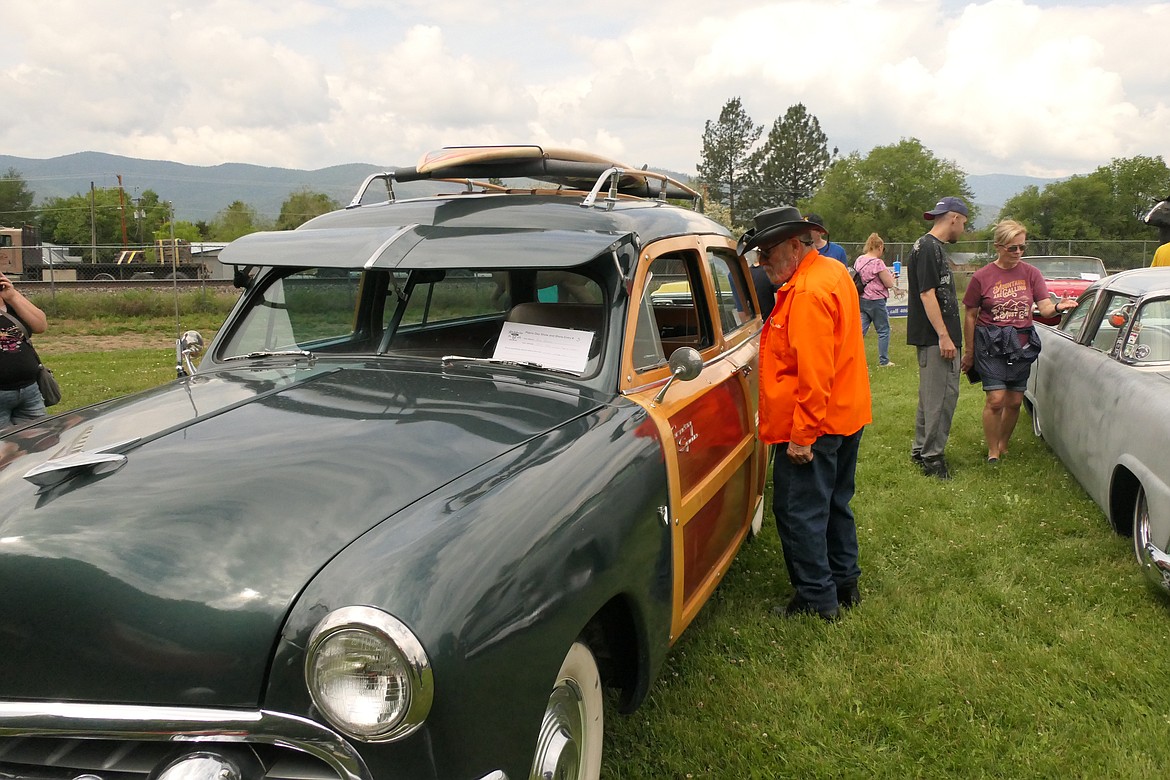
[1134,487,1152,568]
[529,642,602,780]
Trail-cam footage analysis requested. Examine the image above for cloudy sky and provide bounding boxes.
[3,0,1167,179]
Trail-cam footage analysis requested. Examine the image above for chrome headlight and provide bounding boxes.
[304,606,433,742]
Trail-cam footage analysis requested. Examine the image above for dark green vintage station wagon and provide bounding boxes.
[0,146,767,780]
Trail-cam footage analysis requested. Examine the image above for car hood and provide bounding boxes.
[0,362,603,707]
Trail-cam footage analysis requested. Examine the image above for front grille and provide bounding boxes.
[0,737,341,780]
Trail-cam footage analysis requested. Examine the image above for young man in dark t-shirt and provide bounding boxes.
[906,196,968,478]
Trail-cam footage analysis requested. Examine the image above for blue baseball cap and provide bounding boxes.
[924,196,969,220]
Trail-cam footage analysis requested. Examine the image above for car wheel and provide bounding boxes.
[1133,485,1151,567]
[1024,398,1042,439]
[747,444,774,542]
[749,498,765,539]
[529,641,603,780]
[92,272,116,281]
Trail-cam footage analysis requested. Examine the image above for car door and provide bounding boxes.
[620,235,763,641]
[1032,287,1137,511]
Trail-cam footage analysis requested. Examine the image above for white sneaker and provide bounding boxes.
[879,361,896,367]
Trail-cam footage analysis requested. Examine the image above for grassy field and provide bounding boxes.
[28,296,1170,778]
[601,319,1170,779]
[30,289,236,410]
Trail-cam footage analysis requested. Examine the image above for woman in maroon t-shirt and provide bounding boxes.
[960,220,1077,463]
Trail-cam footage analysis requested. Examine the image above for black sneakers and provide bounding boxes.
[920,456,951,480]
[838,581,862,610]
[773,596,839,622]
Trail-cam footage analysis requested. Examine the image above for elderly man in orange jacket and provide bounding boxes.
[738,206,873,621]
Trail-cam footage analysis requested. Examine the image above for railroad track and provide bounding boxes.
[21,278,240,294]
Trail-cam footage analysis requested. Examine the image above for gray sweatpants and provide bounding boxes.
[913,344,960,460]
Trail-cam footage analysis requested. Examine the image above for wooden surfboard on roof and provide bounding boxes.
[393,144,700,202]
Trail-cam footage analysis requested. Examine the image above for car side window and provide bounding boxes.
[632,251,713,372]
[1060,291,1095,339]
[707,247,754,333]
[1124,298,1170,364]
[1086,292,1137,354]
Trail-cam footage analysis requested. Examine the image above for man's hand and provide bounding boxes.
[939,333,957,360]
[960,352,973,373]
[787,442,813,465]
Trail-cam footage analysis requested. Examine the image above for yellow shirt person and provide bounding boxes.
[1152,243,1170,267]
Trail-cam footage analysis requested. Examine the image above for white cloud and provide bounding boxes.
[1,0,1167,179]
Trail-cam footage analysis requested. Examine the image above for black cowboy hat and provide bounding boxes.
[737,206,825,256]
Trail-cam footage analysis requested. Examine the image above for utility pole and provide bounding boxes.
[117,174,128,248]
[133,193,144,246]
[90,181,97,262]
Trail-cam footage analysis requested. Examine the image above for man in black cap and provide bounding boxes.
[1143,196,1170,267]
[907,196,968,479]
[738,205,872,620]
[803,212,849,265]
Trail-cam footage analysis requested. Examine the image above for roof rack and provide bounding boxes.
[346,145,702,212]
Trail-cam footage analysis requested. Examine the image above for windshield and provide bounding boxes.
[217,266,608,376]
[1028,257,1106,280]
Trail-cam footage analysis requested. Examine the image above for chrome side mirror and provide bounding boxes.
[177,330,204,377]
[654,347,703,404]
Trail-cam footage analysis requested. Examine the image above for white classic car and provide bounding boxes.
[1026,267,1170,594]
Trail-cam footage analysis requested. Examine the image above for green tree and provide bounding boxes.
[154,220,203,244]
[130,190,182,245]
[802,138,975,243]
[37,187,127,260]
[277,188,341,231]
[741,104,832,217]
[696,97,762,228]
[36,186,187,260]
[0,168,36,226]
[209,200,270,241]
[1001,155,1170,240]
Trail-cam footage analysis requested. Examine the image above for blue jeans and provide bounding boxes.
[772,430,863,611]
[0,382,46,428]
[859,297,891,365]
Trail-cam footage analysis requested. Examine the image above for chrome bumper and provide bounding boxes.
[0,701,509,780]
[1143,542,1170,590]
[0,701,368,780]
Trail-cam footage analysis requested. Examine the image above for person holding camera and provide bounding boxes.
[0,273,50,427]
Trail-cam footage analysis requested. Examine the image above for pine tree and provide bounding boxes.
[745,104,832,214]
[696,97,762,228]
[0,168,36,226]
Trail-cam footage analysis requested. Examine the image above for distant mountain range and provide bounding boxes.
[1,151,1056,226]
[967,173,1060,225]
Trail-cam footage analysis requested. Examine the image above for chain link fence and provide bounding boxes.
[837,239,1162,273]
